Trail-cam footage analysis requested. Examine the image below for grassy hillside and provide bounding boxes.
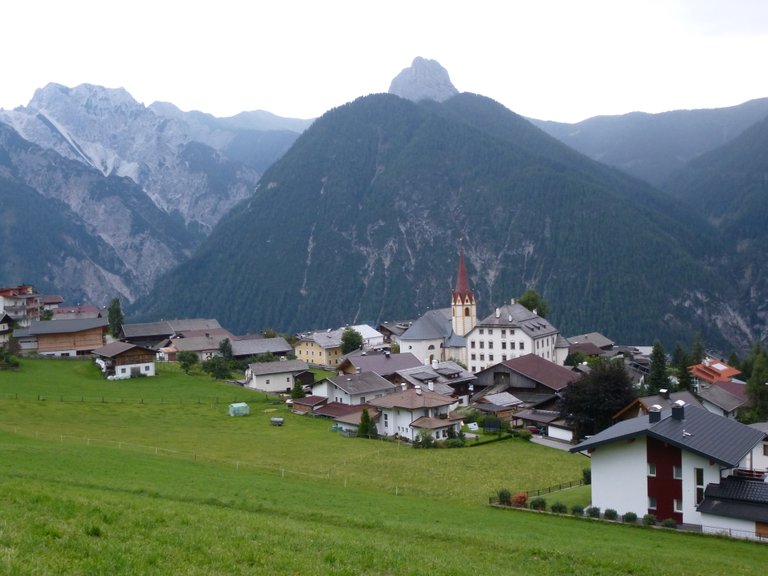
[1,360,765,575]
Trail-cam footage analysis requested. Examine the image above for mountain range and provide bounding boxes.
[1,59,766,352]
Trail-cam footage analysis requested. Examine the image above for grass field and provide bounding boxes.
[1,359,765,575]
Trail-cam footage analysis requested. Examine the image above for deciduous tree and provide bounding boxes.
[341,327,363,354]
[517,289,549,318]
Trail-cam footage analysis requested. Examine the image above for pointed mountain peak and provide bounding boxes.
[388,57,458,104]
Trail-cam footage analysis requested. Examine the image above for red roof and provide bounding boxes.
[689,359,741,384]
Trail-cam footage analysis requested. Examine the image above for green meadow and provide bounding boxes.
[0,359,765,575]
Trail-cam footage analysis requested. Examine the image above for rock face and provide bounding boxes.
[389,57,459,103]
[0,83,305,305]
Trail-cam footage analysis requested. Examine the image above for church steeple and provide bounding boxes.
[452,249,476,336]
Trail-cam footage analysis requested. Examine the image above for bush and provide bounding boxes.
[512,429,532,441]
[529,497,546,511]
[497,488,512,506]
[622,511,638,523]
[603,508,618,521]
[586,506,601,518]
[582,468,592,485]
[661,518,677,529]
[445,438,466,448]
[512,492,529,508]
[571,504,584,517]
[642,514,657,526]
[550,501,568,514]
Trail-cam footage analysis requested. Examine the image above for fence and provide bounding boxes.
[527,479,584,497]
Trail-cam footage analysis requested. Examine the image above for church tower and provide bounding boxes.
[451,250,476,336]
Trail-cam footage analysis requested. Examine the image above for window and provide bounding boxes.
[479,342,485,349]
[502,355,507,361]
[384,413,388,428]
[360,396,365,404]
[674,498,683,513]
[143,365,150,372]
[501,329,506,337]
[501,342,507,350]
[480,354,485,361]
[673,465,682,480]
[287,377,291,382]
[479,329,484,335]
[695,467,705,504]
[489,355,494,362]
[470,341,476,349]
[471,366,476,372]
[648,496,657,510]
[471,353,476,361]
[510,342,516,349]
[519,342,525,350]
[764,443,768,457]
[488,341,493,349]
[464,307,470,316]
[647,462,656,477]
[488,329,493,335]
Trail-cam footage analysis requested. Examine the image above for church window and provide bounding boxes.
[464,307,470,316]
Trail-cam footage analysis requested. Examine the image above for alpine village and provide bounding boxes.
[2,58,768,574]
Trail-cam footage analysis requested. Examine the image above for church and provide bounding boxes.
[398,251,568,371]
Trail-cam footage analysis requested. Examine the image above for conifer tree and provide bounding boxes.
[648,340,670,394]
[107,298,123,338]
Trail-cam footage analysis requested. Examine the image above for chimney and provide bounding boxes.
[660,388,669,400]
[431,359,439,369]
[356,366,361,374]
[401,383,407,392]
[415,385,422,395]
[385,351,390,359]
[428,381,434,392]
[649,405,662,423]
[495,308,500,318]
[511,298,515,305]
[671,400,685,421]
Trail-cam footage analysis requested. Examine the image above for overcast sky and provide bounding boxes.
[3,1,767,123]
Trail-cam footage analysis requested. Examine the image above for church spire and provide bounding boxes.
[452,249,476,336]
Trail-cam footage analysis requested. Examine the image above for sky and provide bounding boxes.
[3,0,768,123]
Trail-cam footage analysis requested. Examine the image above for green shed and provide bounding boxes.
[228,402,250,417]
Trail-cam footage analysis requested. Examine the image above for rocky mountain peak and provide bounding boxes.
[388,57,458,103]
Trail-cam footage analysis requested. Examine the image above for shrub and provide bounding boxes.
[512,492,529,508]
[512,429,532,441]
[603,508,618,521]
[445,438,466,448]
[529,497,546,511]
[661,518,677,529]
[582,468,592,485]
[497,488,512,506]
[550,501,568,514]
[622,512,638,523]
[586,506,601,518]
[571,504,584,517]
[642,514,657,526]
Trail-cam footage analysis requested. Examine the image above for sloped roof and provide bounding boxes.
[475,303,558,338]
[690,359,741,384]
[567,332,614,349]
[349,324,384,341]
[339,352,422,376]
[411,414,462,429]
[122,318,221,338]
[399,308,452,341]
[368,388,455,410]
[514,409,563,425]
[14,317,108,336]
[481,392,523,407]
[232,337,293,357]
[613,390,703,420]
[292,395,327,407]
[334,407,380,426]
[169,335,224,352]
[500,354,581,391]
[301,328,344,349]
[697,384,745,413]
[571,404,766,468]
[92,341,153,358]
[395,360,476,388]
[328,372,398,395]
[698,477,768,522]
[247,360,309,376]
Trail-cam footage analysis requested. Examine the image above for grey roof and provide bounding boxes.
[475,303,558,338]
[567,331,615,349]
[92,341,153,358]
[396,360,476,388]
[696,385,745,413]
[749,421,768,434]
[301,328,343,349]
[14,317,107,336]
[368,388,455,410]
[571,405,766,467]
[698,477,768,523]
[122,318,221,338]
[247,359,309,376]
[328,372,398,396]
[232,337,293,357]
[482,392,523,407]
[514,409,564,425]
[399,308,452,341]
[339,352,422,376]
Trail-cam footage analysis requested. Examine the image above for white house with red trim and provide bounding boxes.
[570,403,768,540]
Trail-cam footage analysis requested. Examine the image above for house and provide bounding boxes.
[0,285,42,327]
[690,358,741,387]
[244,359,310,394]
[291,395,328,415]
[312,371,398,405]
[161,333,227,362]
[0,313,13,347]
[473,353,581,410]
[121,318,222,349]
[347,324,385,349]
[613,389,704,422]
[392,360,477,405]
[230,336,293,360]
[13,318,108,357]
[41,295,64,312]
[570,403,768,539]
[398,251,475,365]
[473,391,523,421]
[333,406,381,436]
[336,351,423,380]
[377,321,412,345]
[512,409,575,442]
[295,329,344,367]
[368,387,461,441]
[465,301,569,372]
[567,331,615,351]
[688,358,746,418]
[53,304,102,320]
[92,341,156,379]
